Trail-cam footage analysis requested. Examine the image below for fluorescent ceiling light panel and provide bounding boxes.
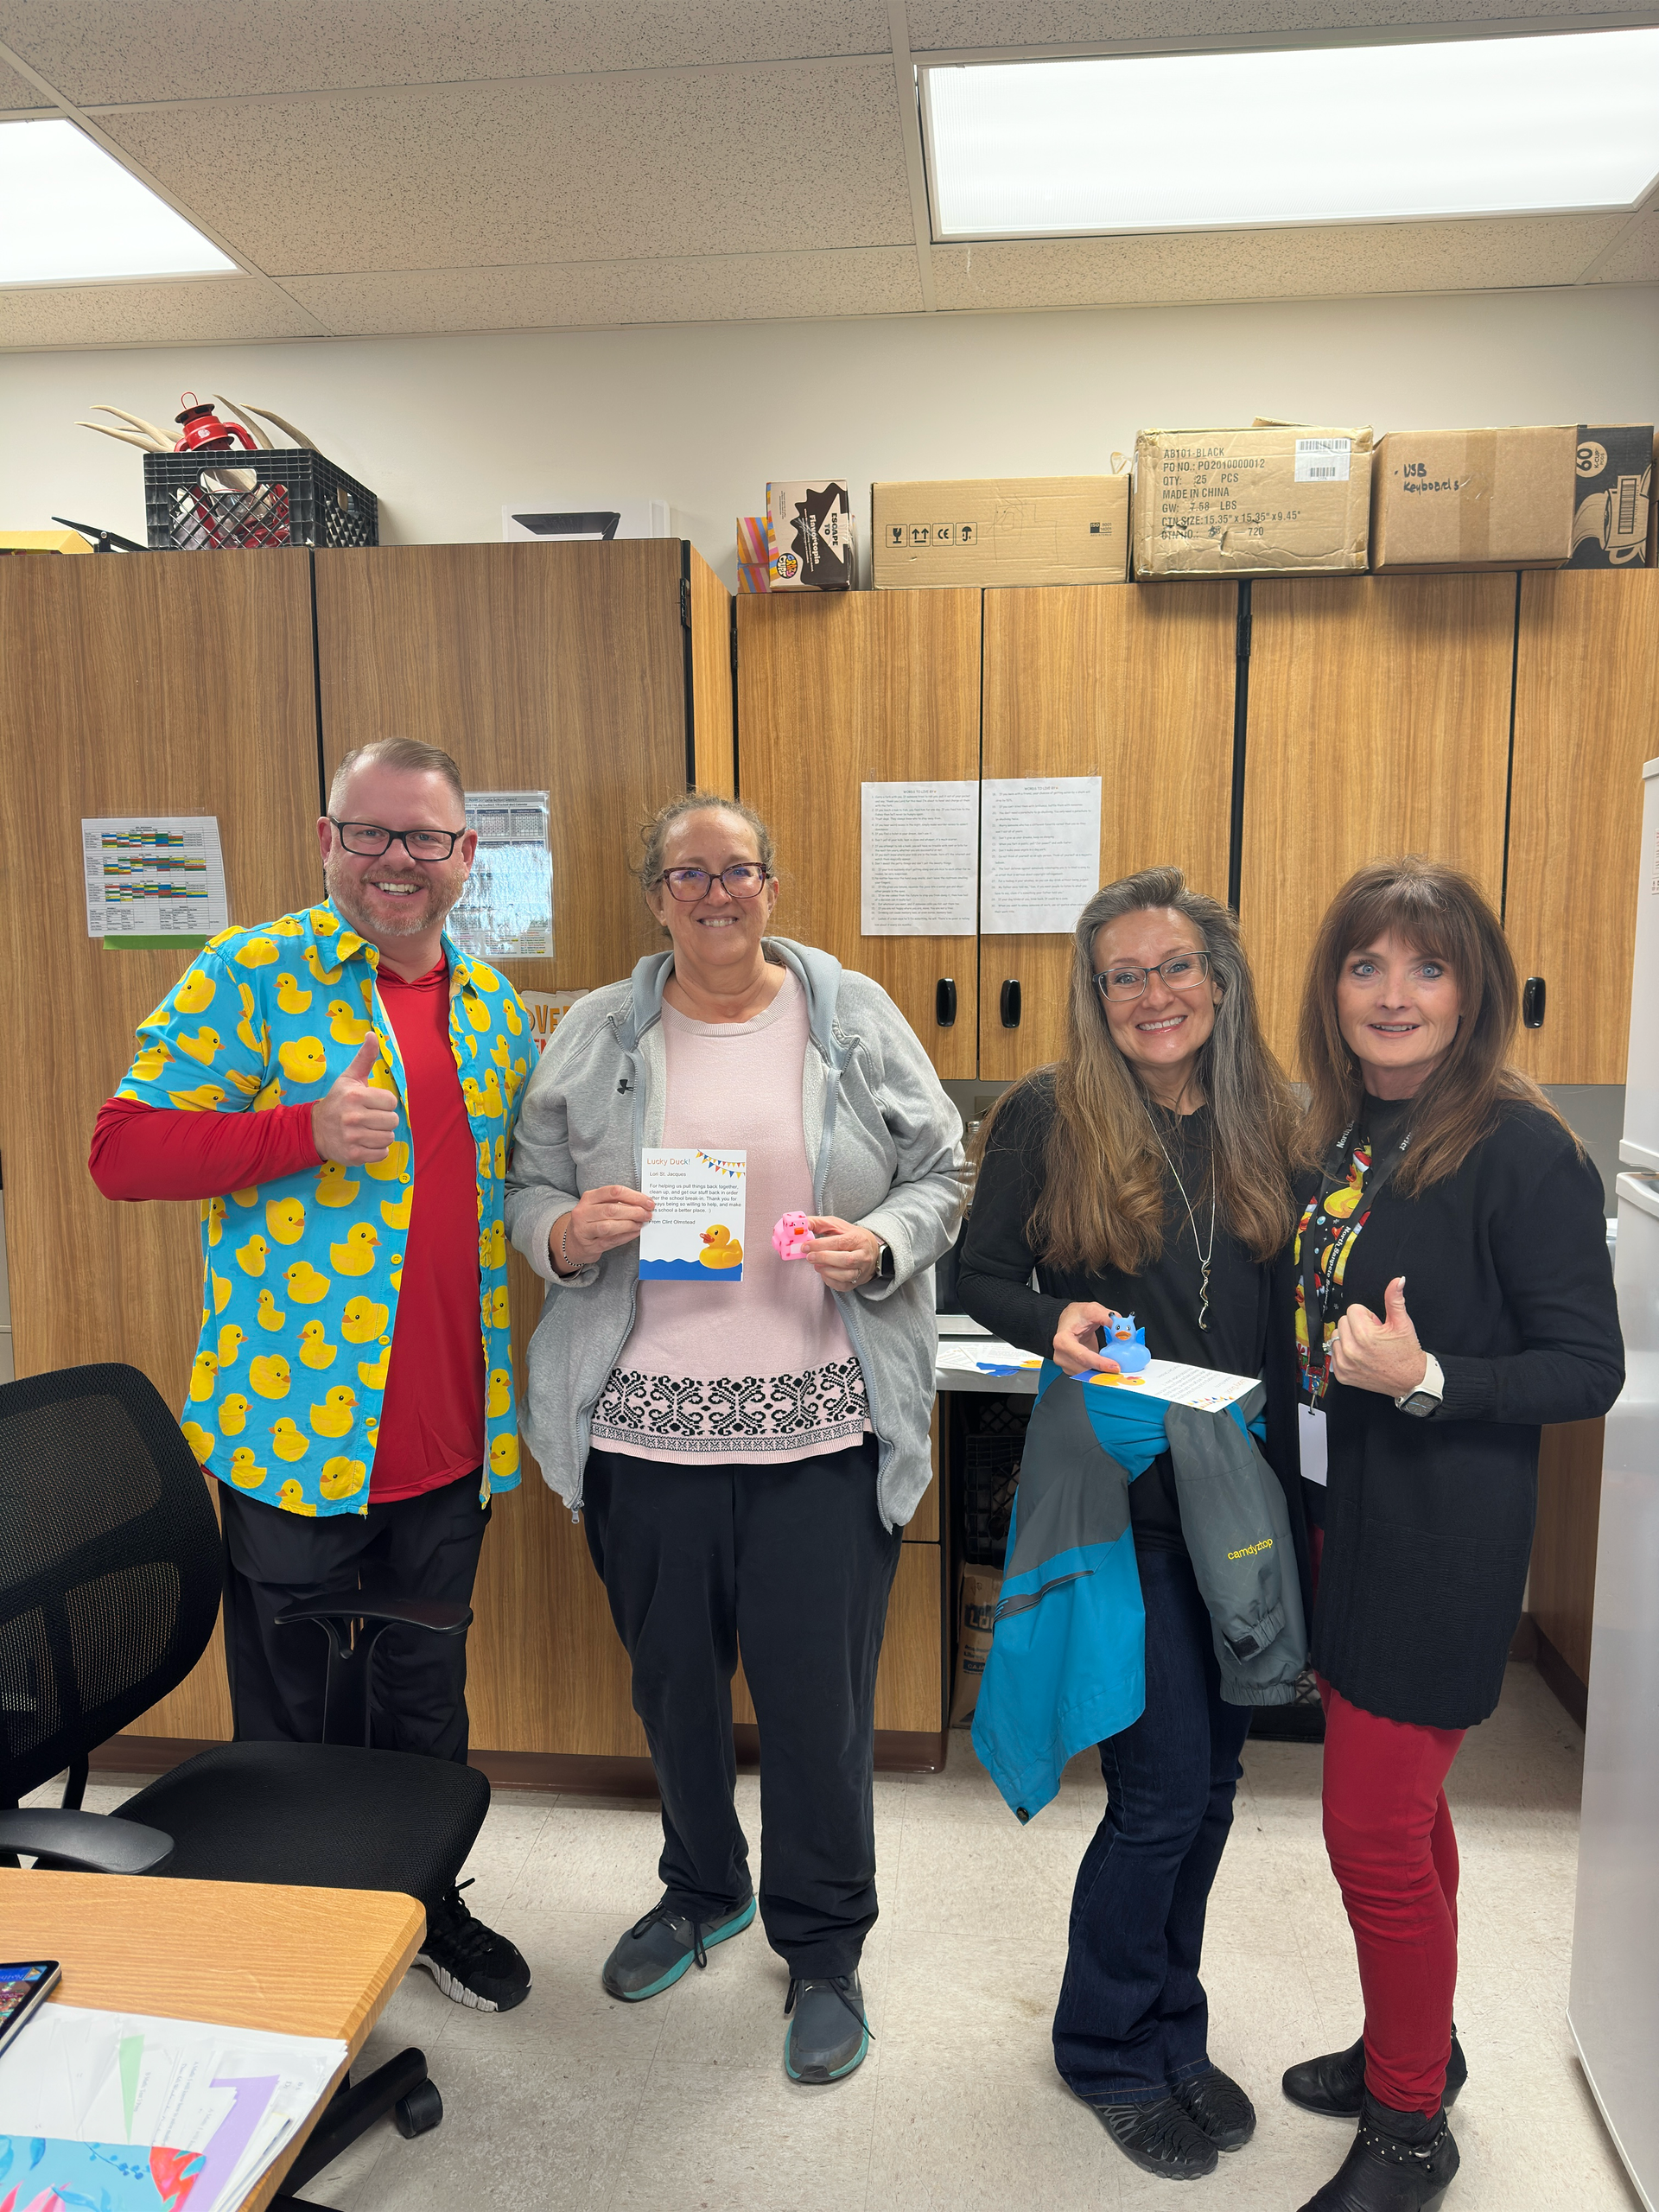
[0,118,236,283]
[923,30,1659,238]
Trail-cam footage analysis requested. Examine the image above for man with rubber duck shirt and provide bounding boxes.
[90,737,534,2016]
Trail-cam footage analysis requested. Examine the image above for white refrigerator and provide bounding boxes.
[1568,755,1659,2210]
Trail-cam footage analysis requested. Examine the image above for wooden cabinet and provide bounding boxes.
[1505,569,1659,1084]
[1238,575,1517,1070]
[979,583,1236,1081]
[735,589,982,1081]
[0,549,324,1744]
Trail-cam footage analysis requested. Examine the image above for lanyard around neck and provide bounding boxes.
[1300,1117,1410,1386]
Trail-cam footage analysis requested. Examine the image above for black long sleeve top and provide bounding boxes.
[1307,1097,1624,1728]
[957,1075,1309,1599]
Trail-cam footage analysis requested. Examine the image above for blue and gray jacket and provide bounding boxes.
[972,1362,1308,1821]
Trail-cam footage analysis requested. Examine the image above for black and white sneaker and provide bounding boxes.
[414,1882,530,2012]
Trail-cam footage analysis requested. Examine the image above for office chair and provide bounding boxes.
[0,1361,493,2202]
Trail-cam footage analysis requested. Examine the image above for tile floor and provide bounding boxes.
[38,1661,1641,2211]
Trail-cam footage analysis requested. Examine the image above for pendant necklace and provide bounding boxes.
[1146,1103,1217,1331]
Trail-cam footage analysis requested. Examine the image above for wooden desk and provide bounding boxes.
[0,1870,424,2212]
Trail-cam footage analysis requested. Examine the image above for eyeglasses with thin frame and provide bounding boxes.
[1094,950,1213,1002]
[331,818,464,861]
[657,864,771,902]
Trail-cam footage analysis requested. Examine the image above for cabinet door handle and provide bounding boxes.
[935,978,957,1028]
[1000,978,1022,1029]
[1522,976,1546,1029]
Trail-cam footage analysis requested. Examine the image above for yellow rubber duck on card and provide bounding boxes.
[256,1289,285,1332]
[298,1319,337,1370]
[309,1385,357,1439]
[276,1479,316,1516]
[319,1455,366,1502]
[228,1447,266,1490]
[341,1297,389,1344]
[266,1194,306,1245]
[284,1261,332,1304]
[330,1224,378,1275]
[270,1416,308,1461]
[235,1234,268,1278]
[275,972,312,1014]
[219,1393,250,1436]
[315,1160,360,1208]
[173,969,216,1015]
[698,1224,743,1271]
[249,1353,291,1400]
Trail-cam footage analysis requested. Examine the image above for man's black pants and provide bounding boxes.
[582,1439,903,1980]
[219,1471,489,1763]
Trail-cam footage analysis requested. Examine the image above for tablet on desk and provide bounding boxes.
[0,1961,60,2058]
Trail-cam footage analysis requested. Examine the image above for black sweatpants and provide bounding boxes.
[219,1471,489,1763]
[582,1440,902,1979]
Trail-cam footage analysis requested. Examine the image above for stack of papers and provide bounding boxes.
[936,1339,1042,1376]
[0,2003,346,2212]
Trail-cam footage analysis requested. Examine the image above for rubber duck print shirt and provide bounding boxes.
[115,901,531,1517]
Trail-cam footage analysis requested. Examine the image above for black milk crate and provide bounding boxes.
[956,1392,1031,1567]
[143,447,378,552]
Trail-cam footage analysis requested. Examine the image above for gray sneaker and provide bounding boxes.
[783,1971,870,2084]
[601,1894,755,2002]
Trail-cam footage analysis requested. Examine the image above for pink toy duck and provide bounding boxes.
[772,1211,816,1261]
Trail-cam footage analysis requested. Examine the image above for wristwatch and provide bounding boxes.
[1395,1351,1446,1418]
[874,1242,894,1281]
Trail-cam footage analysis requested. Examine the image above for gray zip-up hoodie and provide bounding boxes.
[503,938,964,1529]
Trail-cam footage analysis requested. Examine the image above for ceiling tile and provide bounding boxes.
[1586,210,1659,284]
[0,60,51,108]
[0,0,889,105]
[288,247,925,333]
[0,275,323,349]
[95,64,914,273]
[931,215,1630,310]
[907,0,1635,48]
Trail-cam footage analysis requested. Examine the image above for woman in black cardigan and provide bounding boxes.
[1284,857,1623,2212]
[958,867,1309,2185]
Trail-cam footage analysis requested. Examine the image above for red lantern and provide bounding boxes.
[173,391,258,455]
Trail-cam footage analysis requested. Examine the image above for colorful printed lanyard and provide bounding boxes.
[1298,1118,1410,1402]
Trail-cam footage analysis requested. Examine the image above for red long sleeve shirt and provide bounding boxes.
[92,957,485,1502]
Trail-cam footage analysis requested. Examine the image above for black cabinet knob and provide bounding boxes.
[1000,979,1021,1029]
[935,977,957,1028]
[1522,976,1546,1029]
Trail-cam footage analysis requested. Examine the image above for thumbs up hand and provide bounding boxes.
[1330,1275,1427,1398]
[311,1037,400,1165]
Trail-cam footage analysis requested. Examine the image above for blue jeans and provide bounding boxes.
[1052,1541,1253,2104]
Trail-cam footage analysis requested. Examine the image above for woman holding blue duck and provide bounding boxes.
[957,865,1308,2183]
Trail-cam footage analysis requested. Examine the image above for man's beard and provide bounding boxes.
[325,854,468,939]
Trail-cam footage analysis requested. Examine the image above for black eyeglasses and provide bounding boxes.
[1094,950,1213,1002]
[657,864,771,901]
[331,818,463,861]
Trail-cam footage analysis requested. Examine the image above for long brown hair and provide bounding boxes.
[974,868,1299,1271]
[1297,855,1576,1192]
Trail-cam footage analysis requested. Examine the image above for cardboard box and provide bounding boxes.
[871,475,1130,588]
[766,479,856,589]
[1134,424,1373,578]
[1371,426,1576,573]
[1568,424,1655,569]
[950,1561,1003,1727]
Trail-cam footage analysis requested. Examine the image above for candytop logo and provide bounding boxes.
[1226,1536,1274,1560]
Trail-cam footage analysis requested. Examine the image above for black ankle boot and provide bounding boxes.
[1295,2092,1459,2211]
[1283,2029,1467,2119]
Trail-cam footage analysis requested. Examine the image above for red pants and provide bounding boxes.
[1319,1676,1465,2114]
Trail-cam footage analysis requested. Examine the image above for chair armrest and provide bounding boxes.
[275,1579,472,1638]
[0,1808,174,1875]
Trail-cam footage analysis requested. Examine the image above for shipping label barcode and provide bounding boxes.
[1294,436,1352,483]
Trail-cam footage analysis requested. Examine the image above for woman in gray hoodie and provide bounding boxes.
[505,791,961,2086]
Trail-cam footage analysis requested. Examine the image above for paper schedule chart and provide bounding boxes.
[82,817,230,939]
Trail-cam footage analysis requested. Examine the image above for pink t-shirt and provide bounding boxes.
[590,969,869,1464]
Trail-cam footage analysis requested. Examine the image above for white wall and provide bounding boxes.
[3,285,1657,587]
